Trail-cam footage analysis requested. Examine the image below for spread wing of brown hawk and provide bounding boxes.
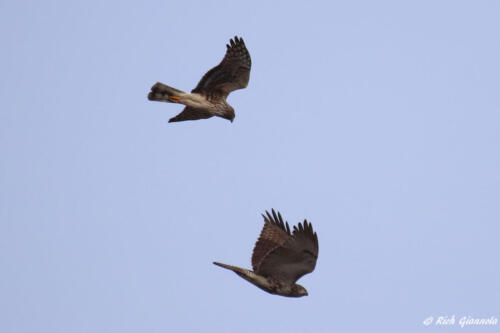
[147,36,251,123]
[214,209,319,297]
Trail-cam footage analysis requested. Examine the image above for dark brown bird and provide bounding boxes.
[148,36,251,123]
[214,209,319,297]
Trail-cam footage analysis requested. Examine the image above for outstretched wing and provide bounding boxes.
[256,217,319,284]
[252,209,291,272]
[192,36,251,96]
[168,107,213,123]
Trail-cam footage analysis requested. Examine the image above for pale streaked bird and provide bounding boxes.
[148,36,251,123]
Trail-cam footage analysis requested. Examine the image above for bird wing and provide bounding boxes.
[251,209,291,272]
[191,36,251,96]
[256,218,319,284]
[168,107,213,123]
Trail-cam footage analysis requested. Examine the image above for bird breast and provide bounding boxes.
[181,93,216,110]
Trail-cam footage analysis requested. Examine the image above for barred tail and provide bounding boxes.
[147,82,185,103]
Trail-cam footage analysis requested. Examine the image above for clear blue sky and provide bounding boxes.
[1,1,499,332]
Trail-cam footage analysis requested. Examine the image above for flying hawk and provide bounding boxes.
[148,36,251,123]
[214,209,319,297]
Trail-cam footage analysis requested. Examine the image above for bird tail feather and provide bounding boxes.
[213,261,270,289]
[213,262,261,280]
[148,82,185,103]
[213,262,245,273]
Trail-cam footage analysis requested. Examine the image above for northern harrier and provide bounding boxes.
[214,209,319,297]
[148,36,251,123]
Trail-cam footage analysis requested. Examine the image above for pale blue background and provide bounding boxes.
[1,1,499,332]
